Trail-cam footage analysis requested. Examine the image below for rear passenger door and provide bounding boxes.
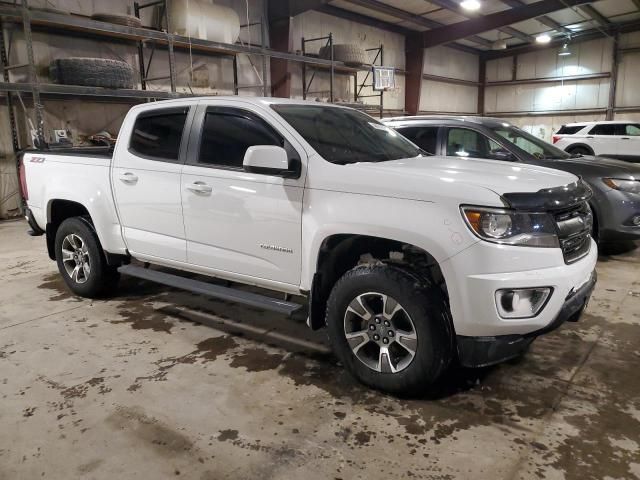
[586,124,621,157]
[619,123,640,160]
[112,106,193,262]
[180,103,305,286]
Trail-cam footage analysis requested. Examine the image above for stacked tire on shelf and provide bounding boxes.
[49,58,135,89]
[319,44,369,67]
[49,14,140,90]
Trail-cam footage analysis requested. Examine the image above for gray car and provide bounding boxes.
[383,116,640,243]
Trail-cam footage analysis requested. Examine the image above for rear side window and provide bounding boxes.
[556,125,585,135]
[624,124,640,136]
[588,124,622,136]
[197,110,283,168]
[397,126,439,154]
[129,109,188,161]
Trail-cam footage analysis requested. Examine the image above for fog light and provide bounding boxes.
[495,287,552,319]
[632,215,640,227]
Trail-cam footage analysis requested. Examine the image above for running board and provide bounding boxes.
[118,264,303,316]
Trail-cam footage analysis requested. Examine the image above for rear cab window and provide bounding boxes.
[129,107,189,161]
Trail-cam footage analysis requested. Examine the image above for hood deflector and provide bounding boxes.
[501,180,593,212]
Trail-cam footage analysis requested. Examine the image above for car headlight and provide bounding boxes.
[461,206,559,248]
[603,178,640,194]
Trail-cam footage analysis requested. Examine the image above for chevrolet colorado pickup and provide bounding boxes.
[21,97,597,394]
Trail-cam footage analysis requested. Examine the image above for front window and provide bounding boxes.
[492,126,570,160]
[446,128,505,159]
[272,105,422,164]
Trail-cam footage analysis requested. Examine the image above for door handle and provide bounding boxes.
[621,137,630,140]
[586,136,594,139]
[186,181,212,194]
[119,172,138,184]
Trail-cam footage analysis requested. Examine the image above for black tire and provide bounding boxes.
[567,145,592,156]
[326,264,453,395]
[49,58,135,89]
[54,217,119,298]
[319,44,369,66]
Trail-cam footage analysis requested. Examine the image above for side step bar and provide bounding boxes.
[118,264,303,316]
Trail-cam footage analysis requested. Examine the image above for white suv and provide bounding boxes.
[553,121,640,162]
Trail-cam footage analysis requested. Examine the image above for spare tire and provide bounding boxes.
[319,44,369,67]
[50,58,135,89]
[91,13,142,28]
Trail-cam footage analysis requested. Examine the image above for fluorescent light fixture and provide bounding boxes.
[460,0,481,11]
[536,33,552,44]
[558,43,572,56]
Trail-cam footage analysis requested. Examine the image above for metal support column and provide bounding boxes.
[329,33,334,103]
[478,56,486,115]
[133,2,147,90]
[607,35,619,120]
[260,18,268,97]
[232,55,239,95]
[164,0,177,93]
[21,0,44,145]
[0,22,19,152]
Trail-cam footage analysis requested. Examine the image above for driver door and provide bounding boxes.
[180,102,306,286]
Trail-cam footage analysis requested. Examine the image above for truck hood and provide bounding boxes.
[350,155,577,195]
[546,155,640,179]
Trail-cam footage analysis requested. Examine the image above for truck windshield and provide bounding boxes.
[492,126,571,160]
[272,104,423,164]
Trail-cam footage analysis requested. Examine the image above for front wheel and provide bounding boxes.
[54,217,119,298]
[326,264,453,395]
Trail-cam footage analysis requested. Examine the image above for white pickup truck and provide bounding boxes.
[21,97,597,394]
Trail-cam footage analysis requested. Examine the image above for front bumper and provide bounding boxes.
[457,270,597,368]
[597,189,640,242]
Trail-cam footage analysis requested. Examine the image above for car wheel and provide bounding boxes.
[326,264,452,395]
[54,217,119,298]
[567,146,592,156]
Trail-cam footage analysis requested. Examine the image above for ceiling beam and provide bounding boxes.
[341,0,494,48]
[483,19,640,59]
[421,0,591,48]
[428,0,534,44]
[499,0,574,34]
[578,4,611,27]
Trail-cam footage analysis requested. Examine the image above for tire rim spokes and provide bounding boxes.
[344,292,417,373]
[61,234,90,284]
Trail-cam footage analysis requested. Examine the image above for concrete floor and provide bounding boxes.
[0,219,639,480]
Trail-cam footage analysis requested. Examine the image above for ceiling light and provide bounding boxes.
[536,33,552,44]
[461,0,481,11]
[558,43,572,56]
[492,39,507,50]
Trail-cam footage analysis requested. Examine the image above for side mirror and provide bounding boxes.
[243,145,296,177]
[491,149,517,162]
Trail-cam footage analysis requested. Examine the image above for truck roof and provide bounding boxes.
[129,96,355,114]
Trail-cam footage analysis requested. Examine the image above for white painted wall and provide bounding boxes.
[420,46,479,113]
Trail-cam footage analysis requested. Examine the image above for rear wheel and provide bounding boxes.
[326,264,452,395]
[54,217,119,298]
[567,145,592,156]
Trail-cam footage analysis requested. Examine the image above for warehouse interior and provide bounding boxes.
[1,1,639,479]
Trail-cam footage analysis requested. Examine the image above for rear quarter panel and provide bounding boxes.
[24,152,127,255]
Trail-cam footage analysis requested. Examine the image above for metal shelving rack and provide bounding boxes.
[0,1,363,149]
[301,33,385,118]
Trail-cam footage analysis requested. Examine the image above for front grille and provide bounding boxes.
[554,203,592,264]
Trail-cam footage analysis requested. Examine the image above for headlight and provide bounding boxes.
[603,178,640,194]
[461,206,559,248]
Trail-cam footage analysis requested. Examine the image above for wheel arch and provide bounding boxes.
[565,143,594,155]
[307,233,452,332]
